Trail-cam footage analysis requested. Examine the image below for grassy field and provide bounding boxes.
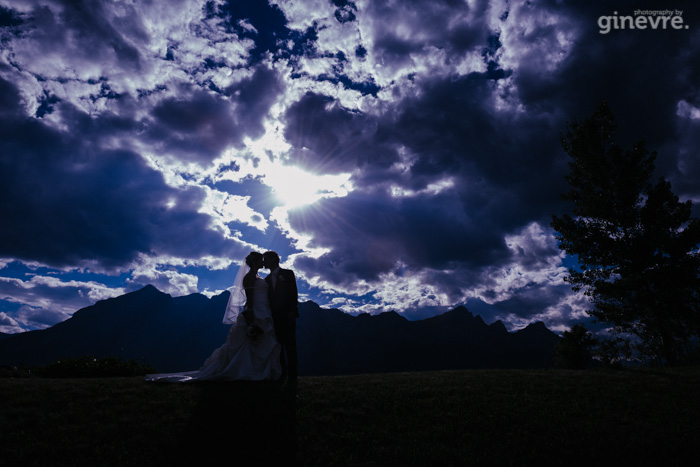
[2,368,699,466]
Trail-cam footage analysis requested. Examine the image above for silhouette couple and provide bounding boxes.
[146,250,298,386]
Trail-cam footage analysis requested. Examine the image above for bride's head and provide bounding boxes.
[245,252,263,269]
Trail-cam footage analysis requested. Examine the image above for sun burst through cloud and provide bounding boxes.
[264,164,354,209]
[244,126,354,209]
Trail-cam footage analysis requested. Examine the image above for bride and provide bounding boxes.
[145,252,282,382]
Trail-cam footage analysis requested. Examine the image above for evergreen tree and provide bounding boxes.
[551,102,700,365]
[555,324,595,370]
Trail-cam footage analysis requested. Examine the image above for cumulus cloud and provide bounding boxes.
[142,66,284,164]
[0,0,276,273]
[0,273,125,332]
[0,80,243,269]
[0,312,21,334]
[358,0,493,81]
[282,91,398,174]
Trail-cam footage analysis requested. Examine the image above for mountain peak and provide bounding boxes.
[489,320,508,333]
[375,310,407,322]
[520,321,549,332]
[450,305,472,315]
[426,306,479,325]
[135,284,167,296]
[516,321,559,341]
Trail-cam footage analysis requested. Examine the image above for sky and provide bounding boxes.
[1,0,699,335]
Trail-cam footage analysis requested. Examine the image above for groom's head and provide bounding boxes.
[263,251,280,270]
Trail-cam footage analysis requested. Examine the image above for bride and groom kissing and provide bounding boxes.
[146,250,298,386]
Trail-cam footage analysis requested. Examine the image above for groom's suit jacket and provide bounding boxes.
[266,268,299,331]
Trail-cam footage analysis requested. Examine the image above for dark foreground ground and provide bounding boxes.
[2,368,699,466]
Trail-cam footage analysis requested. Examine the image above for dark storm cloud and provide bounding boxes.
[282,92,399,174]
[146,65,283,164]
[0,77,238,269]
[5,0,145,74]
[57,0,146,67]
[290,188,509,289]
[510,0,700,199]
[282,76,566,296]
[363,0,492,70]
[391,73,565,199]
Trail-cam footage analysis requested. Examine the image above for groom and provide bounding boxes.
[263,251,299,383]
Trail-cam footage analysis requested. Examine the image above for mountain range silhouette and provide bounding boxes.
[0,285,560,374]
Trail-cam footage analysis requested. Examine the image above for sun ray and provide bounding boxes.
[263,164,353,208]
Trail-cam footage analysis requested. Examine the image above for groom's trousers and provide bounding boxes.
[276,317,298,379]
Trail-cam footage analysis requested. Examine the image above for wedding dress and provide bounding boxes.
[145,275,282,382]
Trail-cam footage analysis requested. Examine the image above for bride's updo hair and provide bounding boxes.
[245,252,263,268]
